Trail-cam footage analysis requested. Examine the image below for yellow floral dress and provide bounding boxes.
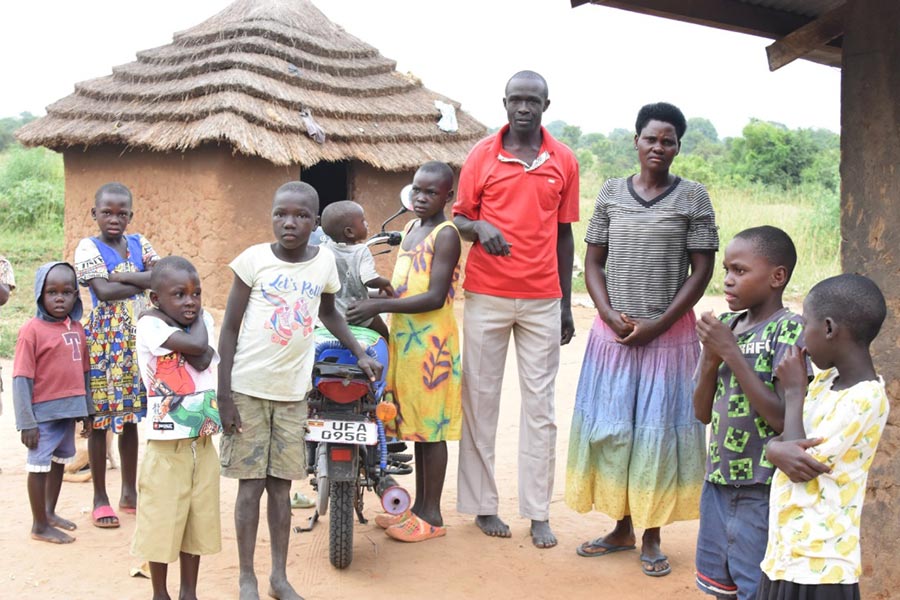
[761,368,888,585]
[385,220,461,442]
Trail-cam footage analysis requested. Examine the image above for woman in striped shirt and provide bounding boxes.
[565,102,718,577]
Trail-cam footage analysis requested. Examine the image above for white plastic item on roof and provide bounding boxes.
[434,100,459,133]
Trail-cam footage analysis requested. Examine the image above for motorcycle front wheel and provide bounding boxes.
[329,480,355,569]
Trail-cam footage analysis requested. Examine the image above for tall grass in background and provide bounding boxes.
[573,183,841,300]
[0,147,65,357]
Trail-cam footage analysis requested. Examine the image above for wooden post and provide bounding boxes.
[840,1,900,597]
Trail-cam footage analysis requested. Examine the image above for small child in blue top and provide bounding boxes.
[692,226,810,600]
[13,262,92,544]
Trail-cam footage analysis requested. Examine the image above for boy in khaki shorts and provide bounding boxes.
[218,182,381,600]
[133,256,222,600]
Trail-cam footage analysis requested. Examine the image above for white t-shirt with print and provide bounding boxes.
[229,243,340,401]
[761,368,889,585]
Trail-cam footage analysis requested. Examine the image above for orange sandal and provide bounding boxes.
[375,510,410,529]
[385,514,446,543]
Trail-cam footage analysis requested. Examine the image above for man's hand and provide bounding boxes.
[21,428,39,449]
[695,311,738,361]
[219,391,243,434]
[357,356,383,382]
[767,438,831,482]
[474,221,511,256]
[561,308,575,345]
[774,346,810,399]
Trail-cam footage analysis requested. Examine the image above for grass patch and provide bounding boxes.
[572,184,840,300]
[0,223,64,357]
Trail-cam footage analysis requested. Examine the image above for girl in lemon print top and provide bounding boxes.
[759,274,889,600]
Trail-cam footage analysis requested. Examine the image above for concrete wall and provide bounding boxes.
[841,1,900,597]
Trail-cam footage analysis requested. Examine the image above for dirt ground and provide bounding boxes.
[0,296,733,600]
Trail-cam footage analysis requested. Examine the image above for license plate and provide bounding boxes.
[305,419,378,445]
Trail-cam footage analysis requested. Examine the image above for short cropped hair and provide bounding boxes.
[320,200,362,240]
[275,181,319,204]
[505,70,549,99]
[734,226,798,283]
[806,273,887,345]
[416,161,454,187]
[635,102,687,140]
[150,255,198,291]
[95,182,133,205]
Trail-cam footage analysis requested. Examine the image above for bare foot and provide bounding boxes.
[530,520,557,549]
[475,515,511,538]
[268,575,303,600]
[239,573,260,600]
[31,524,75,544]
[48,513,77,531]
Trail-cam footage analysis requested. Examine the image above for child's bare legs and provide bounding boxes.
[88,427,116,524]
[44,461,77,531]
[235,478,265,599]
[235,476,302,600]
[148,553,199,600]
[412,441,447,527]
[118,422,139,509]
[265,476,302,600]
[149,561,171,600]
[179,553,200,600]
[28,462,75,543]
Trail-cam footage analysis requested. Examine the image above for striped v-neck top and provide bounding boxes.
[585,176,719,319]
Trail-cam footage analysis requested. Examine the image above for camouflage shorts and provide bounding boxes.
[219,391,307,480]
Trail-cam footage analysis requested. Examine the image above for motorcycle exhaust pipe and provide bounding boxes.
[376,475,411,515]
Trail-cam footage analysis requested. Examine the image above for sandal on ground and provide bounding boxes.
[385,514,446,543]
[119,504,136,515]
[91,505,120,529]
[576,538,637,557]
[640,554,671,577]
[375,510,410,529]
[290,492,315,509]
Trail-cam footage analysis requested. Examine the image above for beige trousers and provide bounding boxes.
[456,292,560,521]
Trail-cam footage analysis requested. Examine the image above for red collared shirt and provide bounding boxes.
[453,125,579,298]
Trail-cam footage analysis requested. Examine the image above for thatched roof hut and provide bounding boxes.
[18,0,487,308]
[18,0,485,168]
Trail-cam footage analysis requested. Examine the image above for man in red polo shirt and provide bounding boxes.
[453,70,578,549]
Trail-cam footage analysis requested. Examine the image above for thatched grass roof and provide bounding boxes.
[17,0,487,169]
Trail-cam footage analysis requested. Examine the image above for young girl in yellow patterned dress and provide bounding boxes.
[347,161,461,543]
[74,183,159,528]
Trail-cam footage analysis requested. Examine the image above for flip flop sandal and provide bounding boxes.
[385,514,446,543]
[119,504,137,515]
[576,539,637,557]
[641,554,671,577]
[375,509,410,529]
[92,505,120,529]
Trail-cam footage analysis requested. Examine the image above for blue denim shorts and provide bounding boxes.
[696,480,771,600]
[26,418,77,473]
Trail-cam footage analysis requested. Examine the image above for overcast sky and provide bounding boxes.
[1,0,841,138]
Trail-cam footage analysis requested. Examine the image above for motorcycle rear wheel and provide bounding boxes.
[329,480,355,569]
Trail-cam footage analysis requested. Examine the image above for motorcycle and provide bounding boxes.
[297,187,415,569]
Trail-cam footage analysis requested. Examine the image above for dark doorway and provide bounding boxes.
[300,161,349,214]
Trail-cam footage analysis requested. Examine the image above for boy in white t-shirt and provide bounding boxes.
[217,181,382,600]
[133,256,220,600]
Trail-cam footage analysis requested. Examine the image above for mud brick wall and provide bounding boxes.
[841,1,900,597]
[62,148,424,311]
